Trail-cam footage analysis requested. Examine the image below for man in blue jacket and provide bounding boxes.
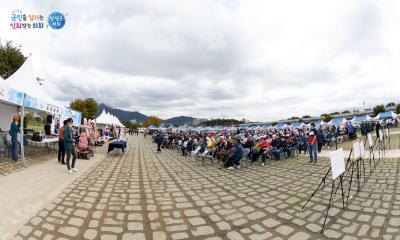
[227,138,244,170]
[9,115,19,162]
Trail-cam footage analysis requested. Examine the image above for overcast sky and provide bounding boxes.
[1,0,400,121]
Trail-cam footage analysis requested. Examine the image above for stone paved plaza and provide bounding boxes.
[12,135,400,240]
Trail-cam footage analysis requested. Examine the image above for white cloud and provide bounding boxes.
[1,0,399,121]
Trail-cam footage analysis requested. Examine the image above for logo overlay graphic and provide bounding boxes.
[48,12,65,30]
[10,10,66,30]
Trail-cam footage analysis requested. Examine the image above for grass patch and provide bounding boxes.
[27,123,45,132]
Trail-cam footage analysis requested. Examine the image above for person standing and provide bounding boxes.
[58,120,67,164]
[308,123,318,163]
[64,118,77,174]
[375,121,381,140]
[9,116,20,163]
[316,128,324,153]
[155,132,163,152]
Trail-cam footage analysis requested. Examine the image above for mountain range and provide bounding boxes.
[97,103,196,126]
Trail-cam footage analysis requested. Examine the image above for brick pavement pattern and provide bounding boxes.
[13,135,400,240]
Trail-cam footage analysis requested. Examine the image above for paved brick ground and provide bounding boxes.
[0,149,55,177]
[0,145,105,177]
[13,135,400,240]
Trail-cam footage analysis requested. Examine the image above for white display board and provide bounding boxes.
[353,142,361,160]
[330,148,345,180]
[360,143,365,159]
[0,102,17,131]
[385,128,389,137]
[379,130,383,140]
[367,133,373,147]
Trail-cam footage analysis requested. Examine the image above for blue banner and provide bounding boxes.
[60,108,82,127]
[0,85,24,105]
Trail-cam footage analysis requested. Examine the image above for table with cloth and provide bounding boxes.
[107,139,128,153]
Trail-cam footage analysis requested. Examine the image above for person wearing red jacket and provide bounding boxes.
[308,123,318,163]
[58,120,67,165]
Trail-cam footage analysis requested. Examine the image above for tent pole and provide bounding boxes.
[20,93,26,167]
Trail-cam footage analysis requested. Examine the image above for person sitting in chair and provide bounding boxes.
[226,138,244,170]
[270,135,283,160]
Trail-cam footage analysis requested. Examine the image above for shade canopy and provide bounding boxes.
[290,122,304,128]
[275,123,288,129]
[329,118,347,126]
[148,125,158,130]
[352,115,371,122]
[375,111,398,120]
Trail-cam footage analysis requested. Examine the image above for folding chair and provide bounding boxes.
[240,148,251,168]
[202,147,217,165]
[199,149,209,166]
[191,146,202,161]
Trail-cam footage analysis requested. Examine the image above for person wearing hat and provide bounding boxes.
[9,115,20,163]
[308,123,318,163]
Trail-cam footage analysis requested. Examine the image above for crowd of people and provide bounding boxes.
[151,119,397,169]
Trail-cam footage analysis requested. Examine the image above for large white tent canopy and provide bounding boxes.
[0,56,82,166]
[5,57,62,114]
[95,110,125,127]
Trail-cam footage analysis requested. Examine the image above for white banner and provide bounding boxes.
[367,133,373,147]
[330,148,345,180]
[353,142,361,160]
[360,143,365,159]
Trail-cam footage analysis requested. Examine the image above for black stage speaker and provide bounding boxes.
[46,114,53,124]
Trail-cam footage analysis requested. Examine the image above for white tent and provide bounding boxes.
[0,76,22,130]
[374,111,398,120]
[0,57,80,166]
[95,110,125,127]
[95,110,109,125]
[5,57,62,114]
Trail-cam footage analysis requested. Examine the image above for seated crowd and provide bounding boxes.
[151,119,393,170]
[151,123,355,170]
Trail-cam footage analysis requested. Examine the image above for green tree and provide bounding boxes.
[70,98,99,122]
[144,116,162,127]
[23,112,34,129]
[288,116,299,120]
[198,119,244,127]
[322,114,333,123]
[165,123,171,128]
[341,110,350,114]
[122,120,133,129]
[131,122,141,130]
[396,104,400,114]
[386,102,396,107]
[373,104,386,116]
[0,40,27,79]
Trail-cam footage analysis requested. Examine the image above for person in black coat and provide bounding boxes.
[155,133,163,152]
[316,129,325,152]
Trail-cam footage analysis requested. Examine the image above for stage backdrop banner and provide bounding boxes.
[25,93,62,115]
[0,85,24,105]
[60,108,82,127]
[330,148,345,180]
[353,142,361,159]
[367,133,373,146]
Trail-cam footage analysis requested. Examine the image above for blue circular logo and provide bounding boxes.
[48,12,65,30]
